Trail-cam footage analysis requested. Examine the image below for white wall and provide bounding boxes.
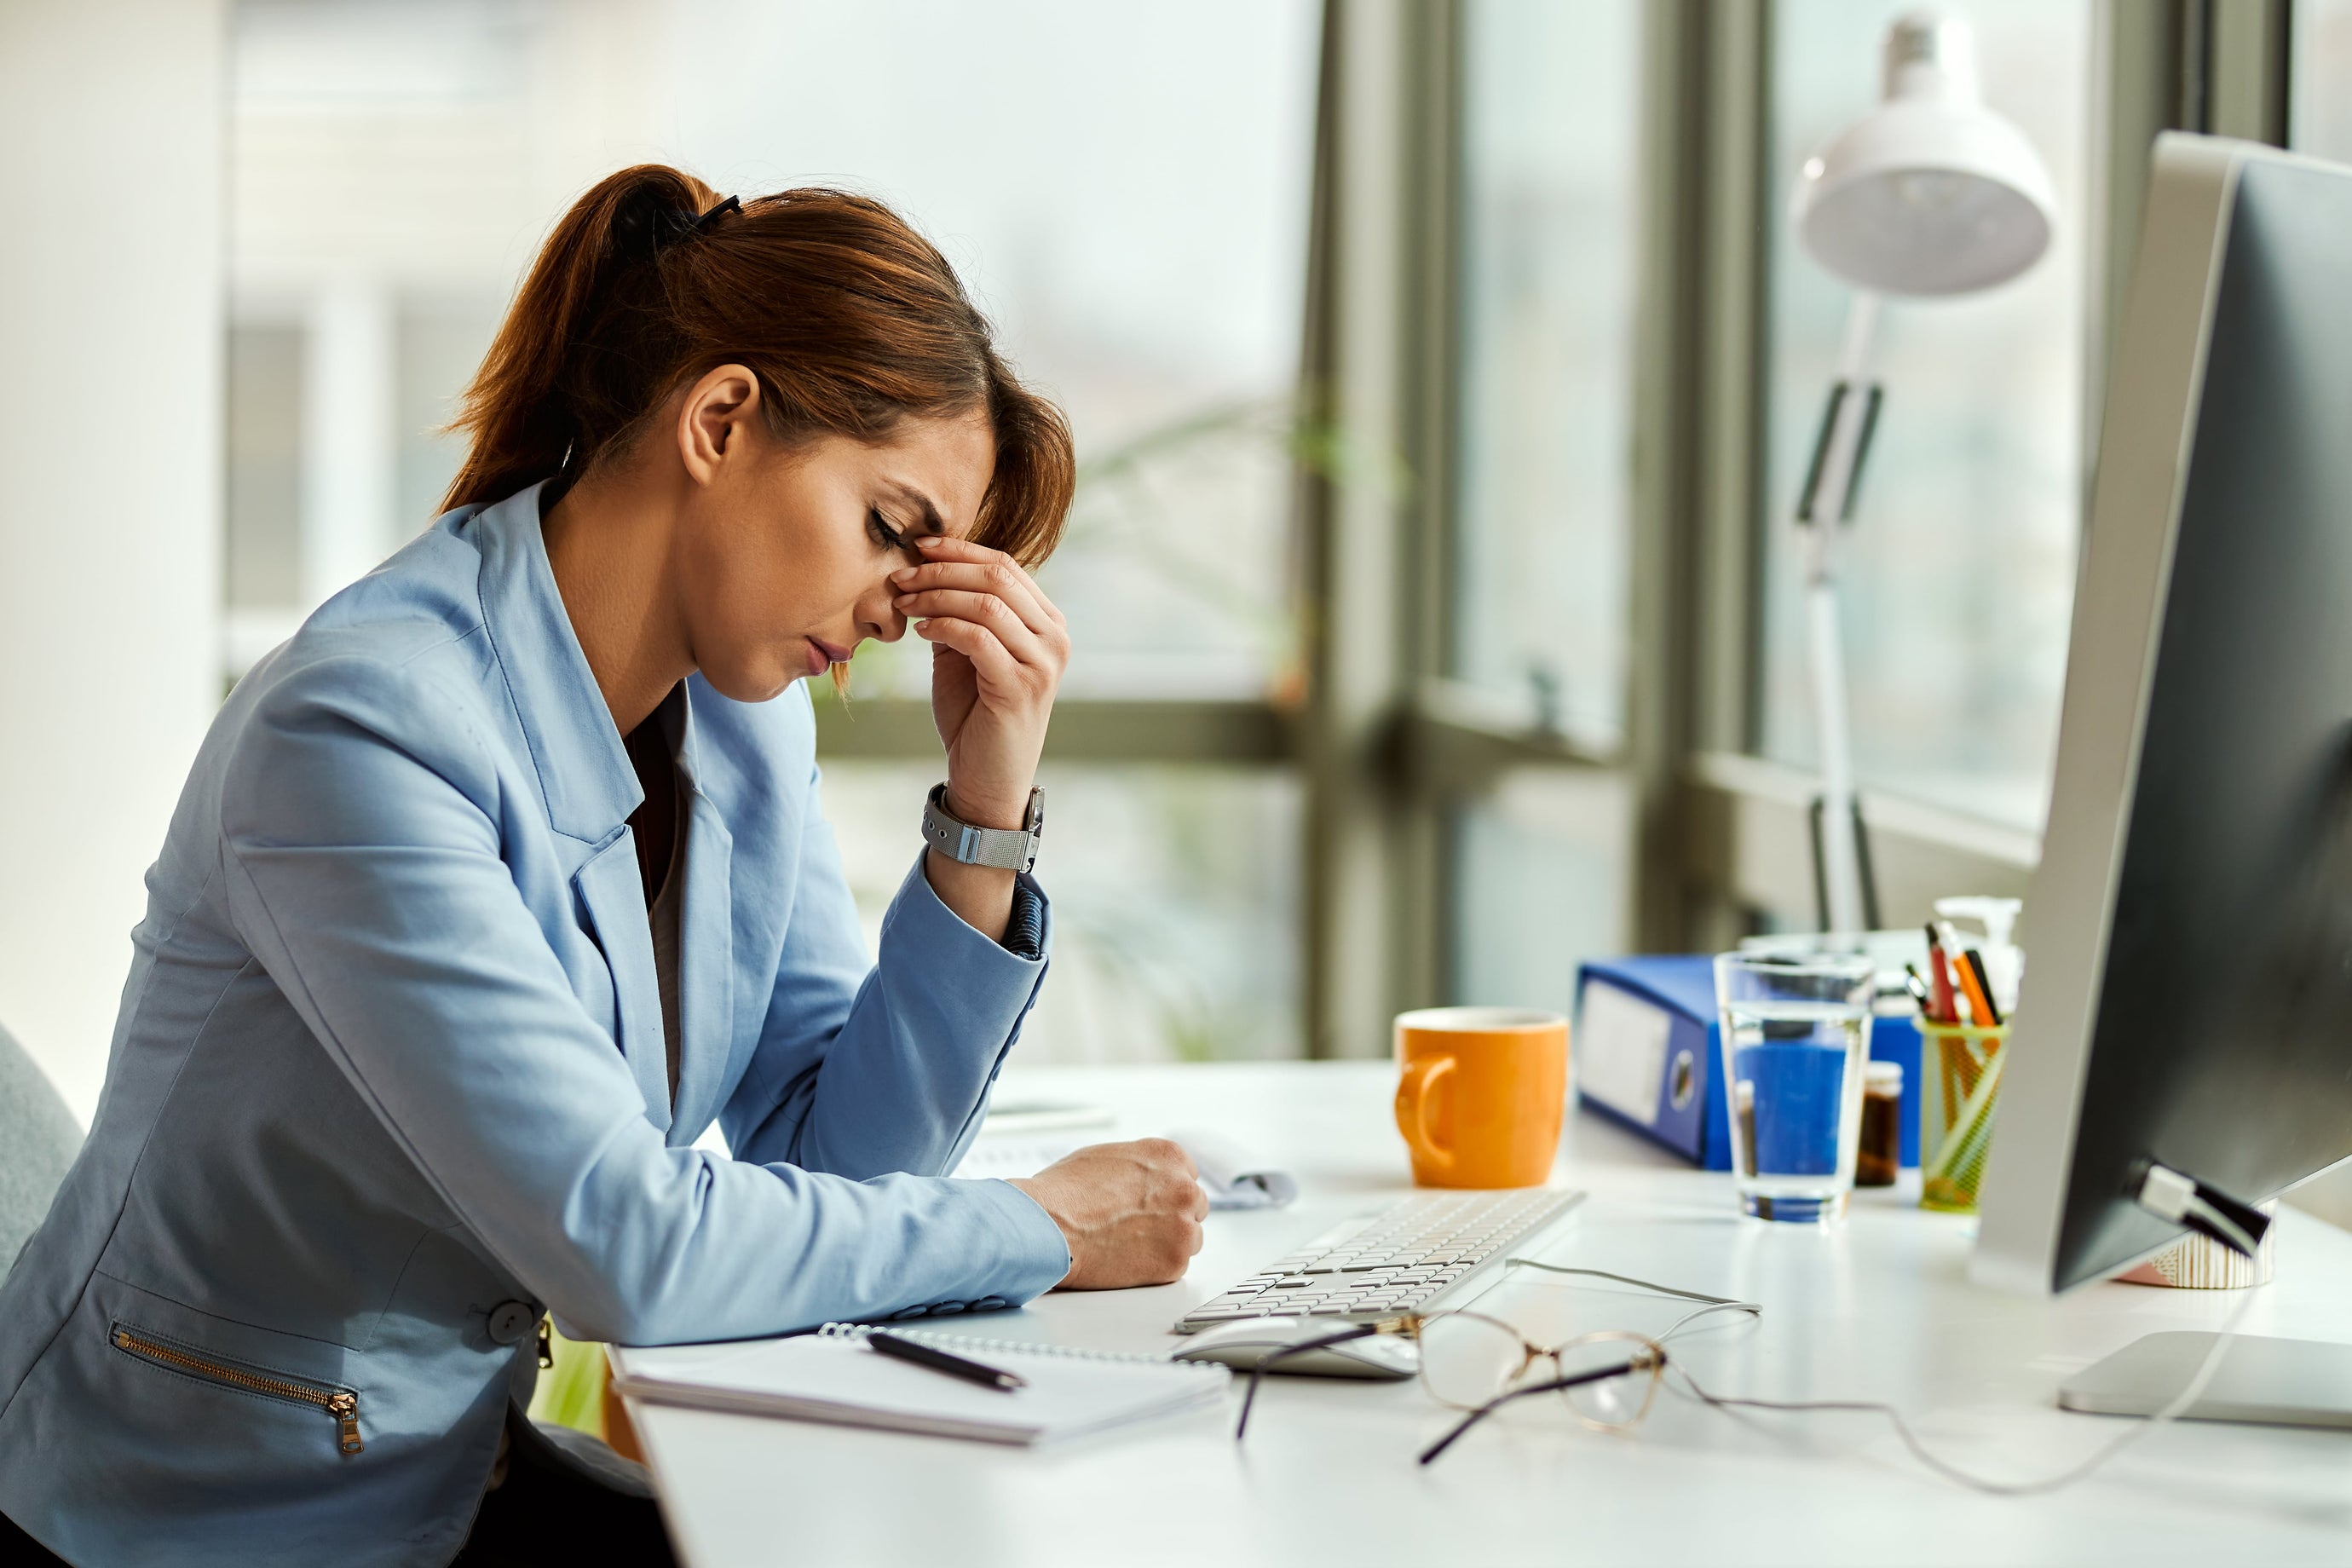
[0,2,225,1121]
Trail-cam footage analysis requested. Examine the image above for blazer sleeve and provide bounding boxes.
[217,654,1069,1346]
[718,751,1054,1184]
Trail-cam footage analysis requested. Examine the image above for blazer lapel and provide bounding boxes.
[574,834,672,1133]
[666,792,735,1144]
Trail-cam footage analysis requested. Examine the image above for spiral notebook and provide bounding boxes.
[608,1324,1228,1446]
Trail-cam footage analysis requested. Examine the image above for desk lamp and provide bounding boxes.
[1786,9,2055,931]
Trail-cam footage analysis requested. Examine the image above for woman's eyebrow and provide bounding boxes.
[883,482,948,536]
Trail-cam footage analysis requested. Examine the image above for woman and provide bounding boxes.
[0,166,1206,1567]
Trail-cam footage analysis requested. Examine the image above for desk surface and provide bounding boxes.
[628,1064,2352,1568]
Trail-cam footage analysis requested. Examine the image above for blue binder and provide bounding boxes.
[1572,955,1919,1171]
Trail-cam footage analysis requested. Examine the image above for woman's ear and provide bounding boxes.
[677,364,763,486]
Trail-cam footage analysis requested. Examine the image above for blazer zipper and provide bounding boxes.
[111,1323,362,1455]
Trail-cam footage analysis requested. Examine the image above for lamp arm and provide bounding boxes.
[1795,291,1884,934]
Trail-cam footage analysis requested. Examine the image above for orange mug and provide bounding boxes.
[1393,1007,1569,1188]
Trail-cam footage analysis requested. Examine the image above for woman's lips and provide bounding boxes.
[804,637,851,677]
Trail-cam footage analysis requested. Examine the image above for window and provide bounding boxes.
[1450,770,1631,1019]
[677,3,1323,705]
[2291,1,2352,160]
[1759,0,2091,833]
[1451,0,1641,751]
[820,762,1300,1064]
[665,3,1322,1061]
[225,0,1320,1063]
[1443,0,1642,1007]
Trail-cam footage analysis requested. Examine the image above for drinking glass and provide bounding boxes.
[1713,950,1876,1224]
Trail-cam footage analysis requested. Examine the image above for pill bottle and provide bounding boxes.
[1856,1059,1902,1187]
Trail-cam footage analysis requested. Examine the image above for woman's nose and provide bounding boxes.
[860,585,908,644]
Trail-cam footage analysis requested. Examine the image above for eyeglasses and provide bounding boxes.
[1232,1263,1760,1465]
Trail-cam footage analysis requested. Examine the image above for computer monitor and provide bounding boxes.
[1974,133,2352,1297]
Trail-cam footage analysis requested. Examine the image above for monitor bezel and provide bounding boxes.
[1970,133,2242,1295]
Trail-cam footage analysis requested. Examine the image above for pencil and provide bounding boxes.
[1953,947,1999,1028]
[1961,948,2003,1028]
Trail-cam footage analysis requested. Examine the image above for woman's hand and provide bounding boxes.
[1008,1139,1209,1288]
[890,535,1069,937]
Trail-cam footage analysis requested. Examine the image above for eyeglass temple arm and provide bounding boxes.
[1503,1260,1755,1311]
[1414,1353,1662,1467]
[1233,1325,1385,1440]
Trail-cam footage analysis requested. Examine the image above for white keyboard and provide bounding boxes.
[1174,1187,1585,1332]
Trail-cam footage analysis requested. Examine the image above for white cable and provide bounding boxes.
[1497,1259,1764,1348]
[1499,1259,1765,1342]
[1668,1285,2259,1497]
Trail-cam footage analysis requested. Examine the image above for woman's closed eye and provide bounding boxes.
[868,506,922,565]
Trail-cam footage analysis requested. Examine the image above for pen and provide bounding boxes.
[1960,948,2004,1028]
[1903,963,1935,1015]
[866,1330,1028,1392]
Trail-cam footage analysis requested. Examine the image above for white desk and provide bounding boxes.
[628,1064,2352,1567]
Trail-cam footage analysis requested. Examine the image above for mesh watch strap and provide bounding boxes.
[921,783,1044,873]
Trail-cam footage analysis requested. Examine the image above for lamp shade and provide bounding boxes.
[1790,10,2056,297]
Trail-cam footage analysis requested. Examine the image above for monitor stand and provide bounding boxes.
[2060,1333,2352,1428]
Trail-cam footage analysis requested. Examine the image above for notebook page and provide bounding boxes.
[612,1334,1225,1445]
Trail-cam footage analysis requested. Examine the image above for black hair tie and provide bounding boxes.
[689,194,741,233]
[627,193,742,260]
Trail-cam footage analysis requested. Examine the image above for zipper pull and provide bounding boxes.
[536,1315,554,1370]
[329,1392,362,1455]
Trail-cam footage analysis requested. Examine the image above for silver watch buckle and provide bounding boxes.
[922,783,1044,873]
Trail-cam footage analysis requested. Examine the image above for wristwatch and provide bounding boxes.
[921,783,1045,873]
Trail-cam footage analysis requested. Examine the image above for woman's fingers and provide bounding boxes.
[909,534,1068,627]
[915,614,1031,695]
[891,560,1062,641]
[893,587,1055,666]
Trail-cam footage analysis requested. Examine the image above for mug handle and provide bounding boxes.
[1395,1055,1457,1176]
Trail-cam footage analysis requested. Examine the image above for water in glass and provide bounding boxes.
[1715,953,1875,1224]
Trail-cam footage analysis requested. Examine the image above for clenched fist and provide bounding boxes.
[1008,1139,1209,1289]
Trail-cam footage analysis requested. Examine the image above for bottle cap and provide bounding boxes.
[1864,1059,1904,1091]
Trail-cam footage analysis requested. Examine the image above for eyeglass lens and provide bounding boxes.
[1415,1312,1530,1409]
[1554,1331,1662,1431]
[1417,1313,1661,1430]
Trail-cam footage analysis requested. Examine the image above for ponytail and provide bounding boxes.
[441,165,1075,568]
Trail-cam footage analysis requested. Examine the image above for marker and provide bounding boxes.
[1923,924,1959,1023]
[1935,920,1980,1020]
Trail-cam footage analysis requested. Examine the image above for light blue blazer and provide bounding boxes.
[0,485,1070,1568]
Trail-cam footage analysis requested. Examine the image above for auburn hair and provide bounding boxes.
[441,164,1074,569]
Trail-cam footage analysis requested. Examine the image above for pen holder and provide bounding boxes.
[1917,1020,2008,1214]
